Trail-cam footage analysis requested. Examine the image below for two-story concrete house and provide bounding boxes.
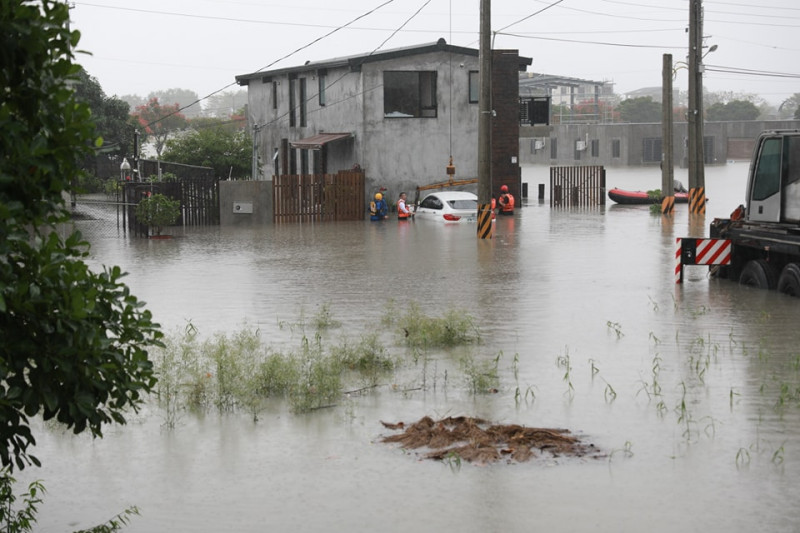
[235,39,531,203]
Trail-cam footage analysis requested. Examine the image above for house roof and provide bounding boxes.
[290,132,352,150]
[236,38,532,86]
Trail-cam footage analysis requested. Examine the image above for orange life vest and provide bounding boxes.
[397,199,412,219]
[499,193,515,213]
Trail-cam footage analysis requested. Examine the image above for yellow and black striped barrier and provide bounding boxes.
[661,195,675,215]
[477,204,493,239]
[689,187,706,215]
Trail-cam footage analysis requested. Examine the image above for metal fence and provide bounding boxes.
[550,165,606,208]
[69,194,131,240]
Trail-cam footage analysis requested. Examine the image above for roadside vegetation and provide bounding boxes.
[151,301,493,426]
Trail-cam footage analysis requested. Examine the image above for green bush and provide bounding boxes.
[134,193,180,235]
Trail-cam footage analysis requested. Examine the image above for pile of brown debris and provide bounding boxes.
[380,416,602,465]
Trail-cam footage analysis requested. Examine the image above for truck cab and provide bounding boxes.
[746,131,800,224]
[709,130,800,296]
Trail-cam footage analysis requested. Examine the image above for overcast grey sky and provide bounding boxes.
[70,0,800,106]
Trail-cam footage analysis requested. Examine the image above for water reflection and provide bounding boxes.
[18,164,800,532]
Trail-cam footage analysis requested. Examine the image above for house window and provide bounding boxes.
[318,70,327,106]
[289,77,296,127]
[299,78,307,127]
[612,139,621,158]
[469,71,479,103]
[643,137,662,163]
[550,138,557,159]
[272,81,277,110]
[591,139,599,157]
[383,71,437,118]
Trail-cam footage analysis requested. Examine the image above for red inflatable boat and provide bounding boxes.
[608,188,690,205]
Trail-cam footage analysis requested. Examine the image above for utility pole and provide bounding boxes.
[661,53,675,215]
[687,0,706,215]
[477,0,493,239]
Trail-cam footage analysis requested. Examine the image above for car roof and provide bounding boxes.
[423,191,477,201]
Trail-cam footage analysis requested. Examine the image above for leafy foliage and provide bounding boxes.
[0,0,161,472]
[706,100,760,121]
[0,470,44,533]
[617,96,662,123]
[72,68,133,158]
[162,118,252,179]
[134,193,181,235]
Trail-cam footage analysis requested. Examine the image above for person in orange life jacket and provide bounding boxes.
[397,192,414,220]
[498,184,514,216]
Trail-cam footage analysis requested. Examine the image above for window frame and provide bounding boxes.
[383,70,438,119]
[468,71,479,104]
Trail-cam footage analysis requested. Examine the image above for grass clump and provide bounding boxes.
[287,334,344,413]
[461,353,500,394]
[387,302,481,349]
[330,332,395,387]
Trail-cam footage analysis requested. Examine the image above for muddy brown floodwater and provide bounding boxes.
[14,164,800,532]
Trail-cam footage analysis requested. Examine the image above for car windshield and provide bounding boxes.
[448,199,477,210]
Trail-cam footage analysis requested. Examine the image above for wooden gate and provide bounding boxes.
[273,170,365,223]
[550,165,606,207]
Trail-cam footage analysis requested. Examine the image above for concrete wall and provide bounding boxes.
[219,180,272,226]
[358,50,481,196]
[520,120,800,168]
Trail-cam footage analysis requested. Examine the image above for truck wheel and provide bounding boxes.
[777,263,800,297]
[739,259,777,290]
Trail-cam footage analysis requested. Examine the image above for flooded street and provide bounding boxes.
[19,164,800,532]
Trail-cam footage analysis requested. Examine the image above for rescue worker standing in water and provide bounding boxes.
[397,192,414,220]
[498,184,515,216]
[370,192,388,221]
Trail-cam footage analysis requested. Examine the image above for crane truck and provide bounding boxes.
[701,129,800,296]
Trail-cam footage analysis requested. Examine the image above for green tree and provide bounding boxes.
[706,100,760,121]
[131,97,188,157]
[1,0,161,472]
[162,119,252,179]
[73,68,133,157]
[617,96,662,123]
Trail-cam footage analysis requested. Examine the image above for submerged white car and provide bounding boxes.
[414,191,487,223]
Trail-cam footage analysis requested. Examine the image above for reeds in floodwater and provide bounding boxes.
[151,302,487,422]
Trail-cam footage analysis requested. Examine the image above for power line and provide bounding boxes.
[704,64,800,79]
[74,1,455,34]
[496,32,685,50]
[495,0,566,34]
[135,0,396,129]
[526,0,686,23]
[257,0,434,131]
